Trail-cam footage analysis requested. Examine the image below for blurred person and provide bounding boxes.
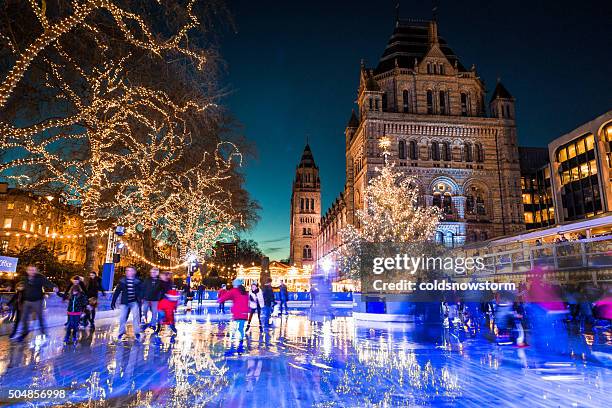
[111,266,143,341]
[246,283,263,331]
[7,281,25,339]
[262,279,275,328]
[217,284,227,313]
[156,289,180,335]
[141,267,161,330]
[217,278,249,354]
[83,271,104,329]
[197,284,204,306]
[14,265,58,342]
[279,280,289,315]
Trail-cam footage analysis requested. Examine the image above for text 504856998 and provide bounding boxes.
[0,388,67,402]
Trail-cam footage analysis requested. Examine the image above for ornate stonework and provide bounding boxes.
[315,19,525,264]
[289,144,321,268]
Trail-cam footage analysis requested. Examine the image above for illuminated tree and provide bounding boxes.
[0,0,255,269]
[336,138,442,278]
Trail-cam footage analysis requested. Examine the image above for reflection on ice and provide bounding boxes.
[0,308,609,407]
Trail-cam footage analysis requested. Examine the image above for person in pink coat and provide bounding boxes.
[217,278,249,342]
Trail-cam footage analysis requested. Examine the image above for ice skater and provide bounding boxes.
[217,278,249,354]
[83,271,104,329]
[111,266,143,341]
[156,289,180,335]
[279,280,289,315]
[246,283,263,331]
[14,265,58,342]
[217,284,227,313]
[141,267,161,330]
[64,284,89,345]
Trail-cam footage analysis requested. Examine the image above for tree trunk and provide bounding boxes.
[85,235,99,272]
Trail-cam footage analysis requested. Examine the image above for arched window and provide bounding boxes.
[460,93,468,116]
[433,192,441,208]
[426,90,434,114]
[427,63,432,74]
[398,140,406,159]
[431,142,440,161]
[439,91,447,115]
[303,245,312,259]
[369,98,373,110]
[305,198,309,210]
[466,194,474,214]
[409,141,418,160]
[382,93,387,111]
[439,64,445,75]
[443,193,453,214]
[435,231,444,244]
[480,231,488,241]
[442,142,451,161]
[469,231,478,242]
[311,198,314,210]
[464,143,473,162]
[476,196,486,215]
[300,198,304,211]
[402,90,410,113]
[475,143,484,162]
[374,99,379,110]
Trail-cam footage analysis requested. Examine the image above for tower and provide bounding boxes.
[289,144,321,268]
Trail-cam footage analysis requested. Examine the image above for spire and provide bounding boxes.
[428,20,439,46]
[490,81,513,101]
[395,1,400,25]
[346,110,359,129]
[298,144,317,168]
[432,0,439,22]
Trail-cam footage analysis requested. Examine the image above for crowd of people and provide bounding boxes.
[1,265,299,348]
[436,277,612,349]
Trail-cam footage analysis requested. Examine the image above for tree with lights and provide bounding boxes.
[0,0,257,269]
[337,137,443,280]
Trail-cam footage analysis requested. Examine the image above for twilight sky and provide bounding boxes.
[219,0,612,259]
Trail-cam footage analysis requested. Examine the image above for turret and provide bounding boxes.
[489,80,515,120]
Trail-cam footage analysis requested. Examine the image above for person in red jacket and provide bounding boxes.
[156,289,180,335]
[217,278,249,344]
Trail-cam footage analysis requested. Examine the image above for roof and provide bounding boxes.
[375,20,466,75]
[346,110,359,128]
[365,75,381,91]
[490,81,513,101]
[298,144,317,169]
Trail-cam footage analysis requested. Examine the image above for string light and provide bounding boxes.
[0,1,238,264]
[335,138,443,277]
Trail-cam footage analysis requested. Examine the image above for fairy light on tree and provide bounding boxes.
[0,0,256,269]
[336,136,443,278]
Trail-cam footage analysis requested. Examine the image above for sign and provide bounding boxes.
[0,256,18,273]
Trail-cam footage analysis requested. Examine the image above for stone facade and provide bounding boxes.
[0,183,86,263]
[289,145,321,268]
[316,19,525,264]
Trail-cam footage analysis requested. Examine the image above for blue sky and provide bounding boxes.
[219,0,612,259]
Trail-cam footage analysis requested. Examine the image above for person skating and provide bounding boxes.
[156,289,181,335]
[14,265,58,342]
[217,284,227,313]
[111,266,143,341]
[7,281,25,340]
[83,271,104,329]
[246,283,264,331]
[279,280,289,315]
[262,279,275,328]
[64,284,89,345]
[197,284,204,306]
[217,278,249,352]
[141,267,161,330]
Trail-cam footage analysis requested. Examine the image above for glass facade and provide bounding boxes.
[522,165,555,229]
[556,133,602,220]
